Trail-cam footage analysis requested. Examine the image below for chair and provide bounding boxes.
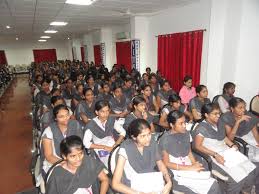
[250,95,259,117]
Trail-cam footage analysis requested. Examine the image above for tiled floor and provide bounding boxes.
[0,75,33,194]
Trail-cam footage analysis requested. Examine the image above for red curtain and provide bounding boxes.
[158,30,203,92]
[116,41,132,72]
[0,50,7,67]
[94,45,101,66]
[33,49,57,63]
[81,46,85,62]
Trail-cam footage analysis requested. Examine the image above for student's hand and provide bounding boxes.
[162,181,172,194]
[103,145,113,152]
[142,111,148,120]
[215,154,225,165]
[190,162,204,172]
[237,115,251,123]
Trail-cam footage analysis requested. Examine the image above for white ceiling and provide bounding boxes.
[0,0,196,40]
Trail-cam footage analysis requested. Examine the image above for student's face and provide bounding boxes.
[88,77,94,85]
[184,79,192,88]
[150,76,157,84]
[103,85,110,93]
[56,109,70,125]
[232,102,246,117]
[172,116,186,133]
[162,82,171,92]
[125,81,132,88]
[135,128,152,147]
[85,90,94,102]
[36,76,43,83]
[77,85,84,94]
[172,101,181,110]
[198,87,208,98]
[52,90,61,97]
[96,106,110,121]
[42,82,50,92]
[114,88,122,97]
[53,99,64,107]
[64,148,84,168]
[206,109,221,124]
[134,102,147,113]
[78,75,83,81]
[143,74,148,81]
[142,86,152,97]
[66,80,73,89]
[226,87,235,96]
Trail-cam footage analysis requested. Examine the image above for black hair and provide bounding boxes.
[51,95,64,105]
[167,110,184,125]
[141,84,152,91]
[195,84,207,94]
[201,103,220,119]
[132,96,146,110]
[50,88,61,95]
[112,83,122,92]
[101,81,110,88]
[223,82,235,94]
[76,83,84,90]
[41,79,50,85]
[168,94,181,104]
[127,119,151,139]
[95,100,110,111]
[60,135,84,157]
[65,78,73,83]
[146,67,151,71]
[183,75,192,83]
[149,73,157,80]
[160,79,169,88]
[83,87,93,96]
[229,97,246,108]
[53,104,69,119]
[124,77,132,83]
[86,75,94,81]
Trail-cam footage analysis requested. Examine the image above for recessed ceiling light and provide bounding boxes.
[38,39,47,42]
[44,30,57,33]
[50,21,68,26]
[40,36,51,39]
[65,0,96,5]
[16,37,19,40]
[6,25,11,29]
[67,37,70,40]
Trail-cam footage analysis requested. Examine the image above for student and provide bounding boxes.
[139,73,149,88]
[41,104,83,175]
[83,100,126,167]
[71,83,85,112]
[156,80,176,109]
[110,84,130,118]
[149,73,160,97]
[179,75,196,107]
[193,103,256,194]
[216,82,236,113]
[159,110,221,194]
[123,96,155,132]
[218,97,259,193]
[189,85,211,121]
[35,79,52,113]
[97,82,113,102]
[122,77,135,101]
[75,88,96,125]
[112,119,172,194]
[85,75,100,97]
[140,84,159,114]
[159,94,193,128]
[61,78,76,108]
[32,74,43,97]
[46,135,109,194]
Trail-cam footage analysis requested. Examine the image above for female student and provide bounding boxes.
[122,77,135,101]
[35,79,52,115]
[159,110,221,194]
[179,75,196,107]
[159,94,193,128]
[123,96,155,132]
[97,82,113,102]
[189,85,211,121]
[85,75,100,97]
[46,135,109,194]
[83,100,126,167]
[71,83,85,111]
[110,83,130,118]
[216,82,236,113]
[149,73,160,97]
[75,88,96,125]
[61,78,76,108]
[218,97,259,193]
[41,104,83,175]
[156,80,176,109]
[193,103,256,194]
[140,84,159,114]
[112,119,172,194]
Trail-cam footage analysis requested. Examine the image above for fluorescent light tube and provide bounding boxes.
[50,22,68,26]
[38,39,47,42]
[44,30,58,33]
[65,0,96,5]
[40,36,51,39]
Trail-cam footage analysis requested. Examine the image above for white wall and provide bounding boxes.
[0,38,71,66]
[148,0,211,82]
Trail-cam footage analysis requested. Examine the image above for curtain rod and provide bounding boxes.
[155,29,206,37]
